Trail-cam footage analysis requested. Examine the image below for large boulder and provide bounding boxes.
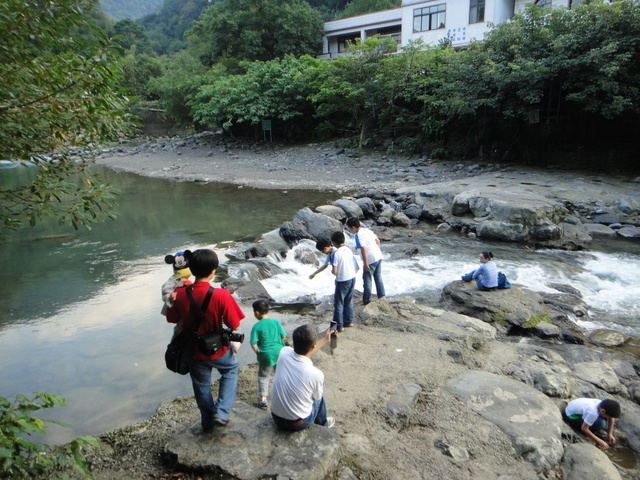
[507,345,574,397]
[445,371,564,473]
[280,208,343,244]
[165,401,340,480]
[239,233,289,260]
[561,443,622,480]
[441,281,549,329]
[332,199,363,219]
[571,361,623,394]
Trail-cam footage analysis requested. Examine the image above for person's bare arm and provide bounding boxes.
[309,264,328,279]
[251,344,259,354]
[360,246,370,271]
[308,329,334,356]
[607,418,616,445]
[581,422,610,450]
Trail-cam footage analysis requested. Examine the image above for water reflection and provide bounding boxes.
[0,166,336,325]
[0,165,335,444]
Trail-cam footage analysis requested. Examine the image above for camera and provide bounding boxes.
[329,321,337,349]
[223,328,245,344]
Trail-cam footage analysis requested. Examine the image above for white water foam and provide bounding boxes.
[258,241,640,334]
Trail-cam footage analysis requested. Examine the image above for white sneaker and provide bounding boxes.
[324,417,335,428]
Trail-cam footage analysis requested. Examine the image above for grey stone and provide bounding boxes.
[164,402,340,480]
[355,197,377,218]
[592,213,620,225]
[240,233,289,259]
[402,204,422,219]
[477,220,529,242]
[571,361,622,394]
[445,371,564,473]
[233,280,274,303]
[617,226,640,238]
[583,223,617,237]
[561,329,585,345]
[315,205,347,222]
[561,443,621,480]
[589,329,629,347]
[441,281,547,329]
[332,199,363,219]
[295,207,344,240]
[391,211,411,227]
[386,383,421,417]
[628,382,640,405]
[534,321,562,339]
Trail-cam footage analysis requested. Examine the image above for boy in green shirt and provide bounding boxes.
[250,299,287,408]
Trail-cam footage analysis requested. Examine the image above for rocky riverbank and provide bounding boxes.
[89,134,640,480]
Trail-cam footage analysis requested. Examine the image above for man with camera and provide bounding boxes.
[270,324,336,430]
[167,248,245,433]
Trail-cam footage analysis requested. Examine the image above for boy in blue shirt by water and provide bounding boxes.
[250,299,287,408]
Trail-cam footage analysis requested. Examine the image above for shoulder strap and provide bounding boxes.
[186,285,215,333]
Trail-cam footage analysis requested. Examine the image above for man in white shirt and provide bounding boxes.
[270,325,335,430]
[346,218,385,305]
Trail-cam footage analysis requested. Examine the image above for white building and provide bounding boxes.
[321,0,577,58]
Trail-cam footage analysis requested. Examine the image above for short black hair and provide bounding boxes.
[481,251,494,260]
[600,399,621,418]
[315,238,331,251]
[331,231,345,245]
[187,249,219,278]
[252,299,270,315]
[292,325,317,355]
[346,217,361,228]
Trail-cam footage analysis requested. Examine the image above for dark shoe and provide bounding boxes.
[213,417,229,427]
[344,323,353,328]
[337,326,343,332]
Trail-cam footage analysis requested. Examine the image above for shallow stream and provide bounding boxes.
[0,163,638,454]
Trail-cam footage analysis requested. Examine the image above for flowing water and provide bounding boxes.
[1,162,639,451]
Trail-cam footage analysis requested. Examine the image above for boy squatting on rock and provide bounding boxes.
[564,398,621,450]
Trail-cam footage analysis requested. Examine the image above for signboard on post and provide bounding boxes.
[262,119,272,142]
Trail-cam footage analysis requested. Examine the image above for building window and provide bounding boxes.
[534,0,552,7]
[413,4,446,32]
[469,0,485,24]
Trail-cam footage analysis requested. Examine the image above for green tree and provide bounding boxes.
[187,0,324,64]
[112,18,154,55]
[341,0,400,18]
[0,0,131,233]
[0,393,98,479]
[139,0,214,55]
[149,50,222,125]
[310,36,397,146]
[191,55,321,136]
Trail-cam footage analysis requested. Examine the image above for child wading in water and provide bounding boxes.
[250,299,287,408]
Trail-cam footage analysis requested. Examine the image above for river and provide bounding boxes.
[0,163,638,446]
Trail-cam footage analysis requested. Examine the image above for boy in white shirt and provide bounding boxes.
[330,231,357,330]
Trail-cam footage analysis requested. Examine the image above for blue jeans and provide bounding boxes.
[362,260,385,304]
[272,397,328,431]
[189,350,239,431]
[333,278,355,327]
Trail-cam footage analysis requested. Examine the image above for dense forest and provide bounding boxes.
[99,0,639,170]
[100,0,163,19]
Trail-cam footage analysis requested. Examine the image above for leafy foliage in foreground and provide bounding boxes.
[0,393,98,480]
[0,0,132,234]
